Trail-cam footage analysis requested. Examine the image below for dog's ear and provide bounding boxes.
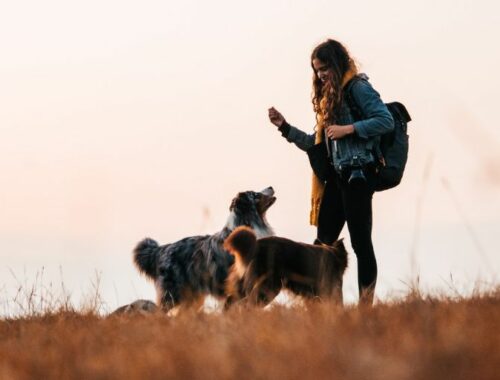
[230,192,253,212]
[314,238,344,249]
[332,238,346,250]
[230,193,244,210]
[331,238,348,271]
[313,238,330,247]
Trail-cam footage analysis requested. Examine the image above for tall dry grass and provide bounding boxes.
[0,287,499,380]
[2,268,106,318]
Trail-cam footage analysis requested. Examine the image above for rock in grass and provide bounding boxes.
[111,299,157,316]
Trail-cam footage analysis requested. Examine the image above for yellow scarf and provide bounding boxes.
[310,65,358,226]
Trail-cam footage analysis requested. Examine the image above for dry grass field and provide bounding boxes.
[0,287,499,380]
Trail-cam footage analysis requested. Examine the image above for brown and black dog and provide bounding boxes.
[223,226,348,307]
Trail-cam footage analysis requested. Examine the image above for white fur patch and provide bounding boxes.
[224,212,274,238]
[253,224,274,238]
[225,211,238,230]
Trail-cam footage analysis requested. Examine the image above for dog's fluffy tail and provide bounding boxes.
[332,238,348,272]
[224,226,257,265]
[133,238,159,279]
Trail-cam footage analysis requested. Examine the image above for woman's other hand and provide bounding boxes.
[268,107,286,127]
[325,124,355,139]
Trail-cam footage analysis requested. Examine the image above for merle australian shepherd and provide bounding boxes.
[133,187,276,310]
[224,226,348,307]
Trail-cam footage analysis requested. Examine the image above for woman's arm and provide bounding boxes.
[283,122,316,151]
[350,79,394,139]
[268,107,315,151]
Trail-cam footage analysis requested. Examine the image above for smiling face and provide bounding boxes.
[312,58,333,85]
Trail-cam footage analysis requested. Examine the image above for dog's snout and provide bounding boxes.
[261,186,274,196]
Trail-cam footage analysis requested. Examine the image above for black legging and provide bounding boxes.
[316,167,377,304]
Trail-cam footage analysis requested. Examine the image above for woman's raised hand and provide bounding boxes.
[268,107,286,127]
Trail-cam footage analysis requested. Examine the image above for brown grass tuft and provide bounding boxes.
[1,287,499,380]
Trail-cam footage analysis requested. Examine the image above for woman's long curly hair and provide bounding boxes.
[311,39,357,126]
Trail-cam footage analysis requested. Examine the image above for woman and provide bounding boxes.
[268,39,394,305]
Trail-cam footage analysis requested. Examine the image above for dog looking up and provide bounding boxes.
[133,187,276,311]
[224,226,348,307]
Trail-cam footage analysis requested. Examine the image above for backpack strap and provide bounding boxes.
[343,75,365,120]
[342,75,384,164]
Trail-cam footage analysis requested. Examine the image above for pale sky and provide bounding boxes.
[1,0,499,313]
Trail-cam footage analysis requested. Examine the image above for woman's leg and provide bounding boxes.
[316,175,346,245]
[341,180,377,305]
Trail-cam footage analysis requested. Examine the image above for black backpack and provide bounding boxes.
[344,78,412,191]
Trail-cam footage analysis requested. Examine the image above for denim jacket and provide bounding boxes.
[284,74,394,173]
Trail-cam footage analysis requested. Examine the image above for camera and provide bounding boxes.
[347,155,366,186]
